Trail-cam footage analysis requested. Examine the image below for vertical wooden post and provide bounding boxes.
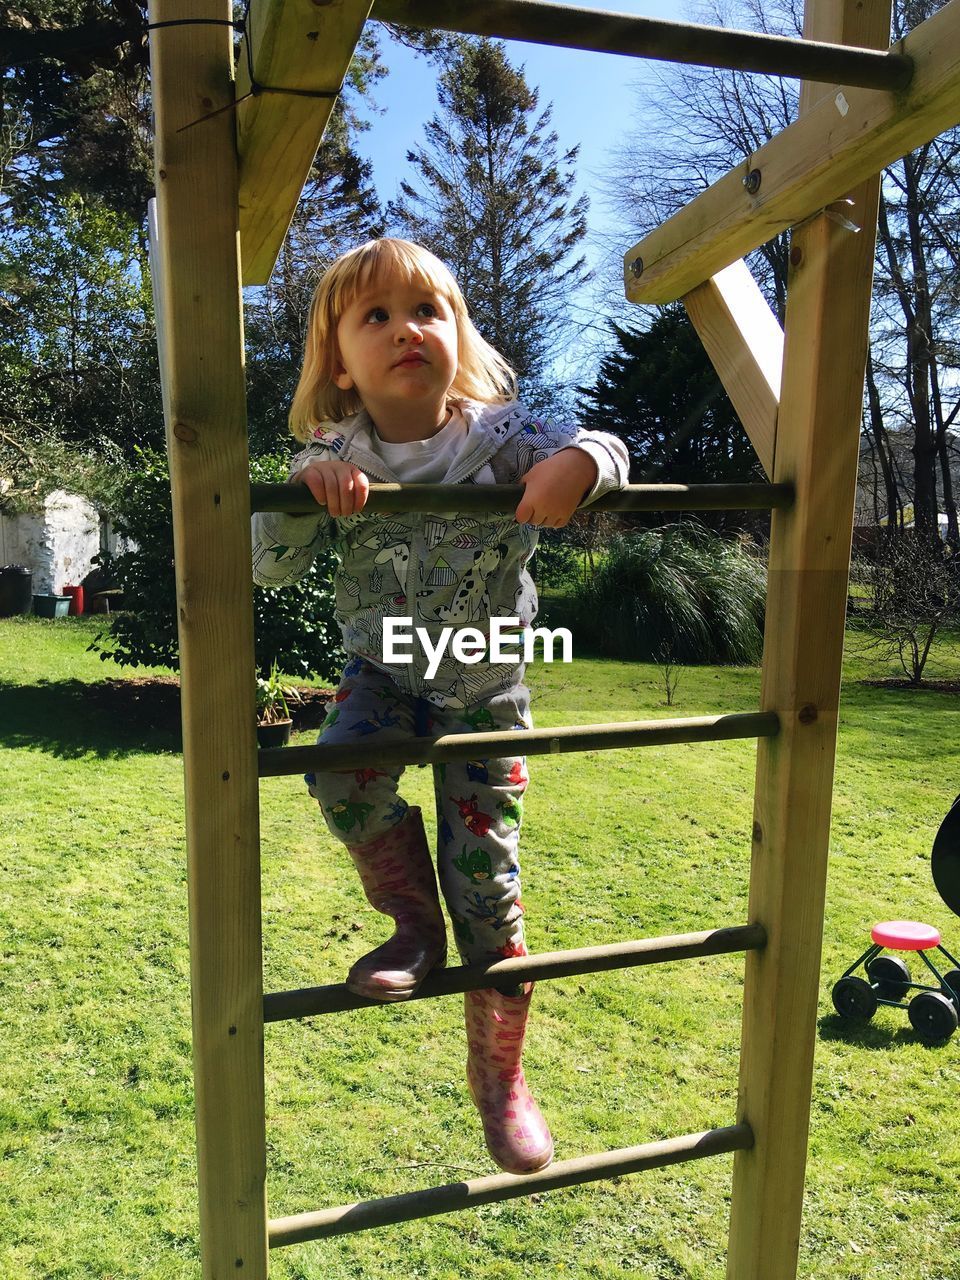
[726,2,890,1276]
[148,5,268,1276]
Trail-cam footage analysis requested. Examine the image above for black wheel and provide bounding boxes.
[908,991,959,1044]
[832,976,878,1020]
[940,968,960,1009]
[866,954,911,1001]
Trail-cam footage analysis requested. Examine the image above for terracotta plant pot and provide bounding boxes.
[257,718,292,749]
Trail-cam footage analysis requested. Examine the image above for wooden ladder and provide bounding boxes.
[144,0,951,1272]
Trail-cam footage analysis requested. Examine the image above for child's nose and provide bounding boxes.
[395,318,423,343]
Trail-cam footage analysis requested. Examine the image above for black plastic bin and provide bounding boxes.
[0,565,33,617]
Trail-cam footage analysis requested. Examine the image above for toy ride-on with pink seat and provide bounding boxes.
[832,921,960,1044]
[831,795,960,1045]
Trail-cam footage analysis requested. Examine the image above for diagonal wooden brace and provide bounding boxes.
[683,260,783,478]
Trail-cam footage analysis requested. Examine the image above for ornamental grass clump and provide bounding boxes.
[570,523,766,664]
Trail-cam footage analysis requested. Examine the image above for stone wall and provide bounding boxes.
[0,490,125,595]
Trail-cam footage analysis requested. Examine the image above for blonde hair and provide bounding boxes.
[289,238,517,440]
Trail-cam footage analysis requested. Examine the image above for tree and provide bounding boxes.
[2,0,152,225]
[578,307,762,528]
[601,0,960,546]
[0,191,162,472]
[1,3,383,224]
[3,3,388,470]
[598,0,797,326]
[860,533,959,684]
[388,38,590,407]
[870,0,960,546]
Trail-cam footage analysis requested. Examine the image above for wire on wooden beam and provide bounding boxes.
[258,711,780,779]
[263,925,767,1021]
[371,0,913,90]
[250,481,794,516]
[269,1124,754,1245]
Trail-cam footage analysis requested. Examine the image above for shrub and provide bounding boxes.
[859,533,959,684]
[531,527,582,589]
[568,523,766,664]
[92,449,343,681]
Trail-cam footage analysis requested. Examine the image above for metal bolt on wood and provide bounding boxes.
[743,169,762,194]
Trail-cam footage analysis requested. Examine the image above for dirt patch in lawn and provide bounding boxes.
[86,677,333,733]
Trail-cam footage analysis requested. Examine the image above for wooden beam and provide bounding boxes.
[725,0,888,1274]
[372,0,912,89]
[147,4,268,1276]
[624,0,960,304]
[683,260,782,477]
[236,0,373,285]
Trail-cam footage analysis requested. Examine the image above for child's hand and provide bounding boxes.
[514,448,599,528]
[292,459,370,517]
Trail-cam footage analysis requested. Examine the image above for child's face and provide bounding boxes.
[333,273,459,436]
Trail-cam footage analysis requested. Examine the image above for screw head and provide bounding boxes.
[743,169,762,196]
[629,256,644,279]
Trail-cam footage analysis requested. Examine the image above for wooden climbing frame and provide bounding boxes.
[145,0,959,1274]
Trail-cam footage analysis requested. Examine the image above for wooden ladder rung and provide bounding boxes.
[259,711,780,778]
[251,480,794,515]
[264,925,766,1022]
[269,1123,755,1246]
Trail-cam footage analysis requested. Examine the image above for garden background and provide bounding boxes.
[3,0,960,1275]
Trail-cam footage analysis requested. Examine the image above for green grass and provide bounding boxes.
[1,615,959,1278]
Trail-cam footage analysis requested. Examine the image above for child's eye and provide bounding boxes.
[416,302,438,318]
[365,307,389,324]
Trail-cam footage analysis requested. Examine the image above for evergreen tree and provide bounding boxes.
[2,3,384,224]
[579,307,762,525]
[2,0,152,225]
[389,39,589,406]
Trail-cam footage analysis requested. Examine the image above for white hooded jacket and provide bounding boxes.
[252,400,629,707]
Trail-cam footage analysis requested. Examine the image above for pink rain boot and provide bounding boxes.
[344,807,447,1001]
[464,982,554,1174]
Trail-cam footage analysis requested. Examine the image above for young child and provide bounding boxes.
[252,238,628,1175]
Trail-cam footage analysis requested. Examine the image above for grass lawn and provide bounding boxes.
[1,615,959,1279]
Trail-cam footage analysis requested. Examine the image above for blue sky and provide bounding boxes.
[353,1,685,376]
[358,1,679,213]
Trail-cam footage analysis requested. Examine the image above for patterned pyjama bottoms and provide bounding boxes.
[305,656,531,964]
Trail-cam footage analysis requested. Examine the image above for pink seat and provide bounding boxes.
[871,920,941,951]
